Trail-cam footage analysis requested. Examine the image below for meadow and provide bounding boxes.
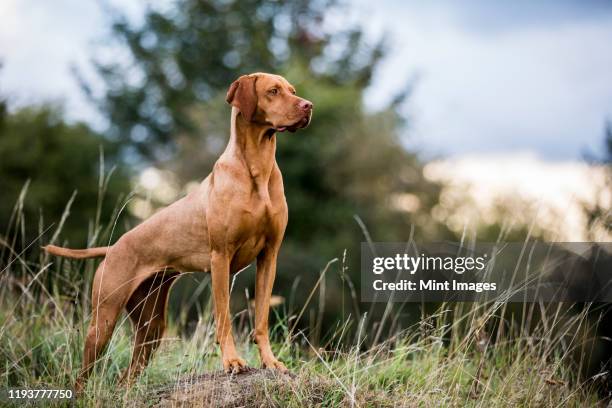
[0,191,607,407]
[1,273,605,407]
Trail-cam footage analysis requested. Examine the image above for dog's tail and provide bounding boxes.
[42,244,109,259]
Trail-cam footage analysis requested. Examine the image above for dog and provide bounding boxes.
[44,73,313,392]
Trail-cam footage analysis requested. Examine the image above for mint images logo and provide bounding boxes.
[371,279,497,293]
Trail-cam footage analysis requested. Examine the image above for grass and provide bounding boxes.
[0,182,608,407]
[0,265,605,407]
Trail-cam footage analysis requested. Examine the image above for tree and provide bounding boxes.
[0,101,131,268]
[86,0,383,163]
[583,122,612,238]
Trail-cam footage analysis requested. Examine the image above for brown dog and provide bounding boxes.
[44,73,313,391]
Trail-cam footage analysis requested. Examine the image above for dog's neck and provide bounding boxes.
[228,107,277,185]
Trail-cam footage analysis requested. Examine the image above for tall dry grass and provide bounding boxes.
[0,180,608,407]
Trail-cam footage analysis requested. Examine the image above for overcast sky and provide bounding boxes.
[1,0,612,161]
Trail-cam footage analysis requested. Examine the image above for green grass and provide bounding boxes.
[0,278,603,407]
[0,182,607,407]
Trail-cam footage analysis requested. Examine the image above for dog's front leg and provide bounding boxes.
[254,246,287,371]
[210,251,248,373]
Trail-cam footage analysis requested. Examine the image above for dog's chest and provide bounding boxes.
[230,198,282,272]
[242,190,283,235]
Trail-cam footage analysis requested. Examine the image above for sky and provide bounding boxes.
[1,0,612,161]
[357,0,612,160]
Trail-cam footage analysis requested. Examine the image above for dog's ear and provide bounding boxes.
[226,75,258,122]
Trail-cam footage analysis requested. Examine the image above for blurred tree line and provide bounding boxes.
[584,122,612,238]
[0,98,130,271]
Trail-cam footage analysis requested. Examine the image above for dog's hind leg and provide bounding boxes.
[75,256,140,393]
[119,270,178,384]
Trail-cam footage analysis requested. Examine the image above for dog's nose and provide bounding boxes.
[299,100,313,112]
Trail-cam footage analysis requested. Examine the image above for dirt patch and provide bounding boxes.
[151,369,317,407]
[149,368,400,407]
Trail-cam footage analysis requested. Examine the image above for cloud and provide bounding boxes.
[424,152,609,240]
[0,0,106,125]
[0,0,144,127]
[359,0,612,159]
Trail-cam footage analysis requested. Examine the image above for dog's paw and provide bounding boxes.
[223,356,249,374]
[262,357,288,372]
[74,380,85,397]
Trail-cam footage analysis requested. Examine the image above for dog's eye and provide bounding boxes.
[268,88,278,96]
[291,89,296,95]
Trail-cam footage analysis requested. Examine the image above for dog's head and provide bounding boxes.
[226,73,313,133]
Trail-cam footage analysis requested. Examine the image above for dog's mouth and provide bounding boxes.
[275,114,311,133]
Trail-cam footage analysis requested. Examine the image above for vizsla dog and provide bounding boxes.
[44,73,313,392]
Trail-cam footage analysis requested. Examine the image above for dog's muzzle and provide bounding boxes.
[276,100,313,133]
[287,114,311,133]
[276,112,312,133]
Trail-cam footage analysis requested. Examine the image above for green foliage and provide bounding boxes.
[0,101,130,254]
[0,282,601,407]
[0,201,605,405]
[583,122,612,237]
[90,0,383,161]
